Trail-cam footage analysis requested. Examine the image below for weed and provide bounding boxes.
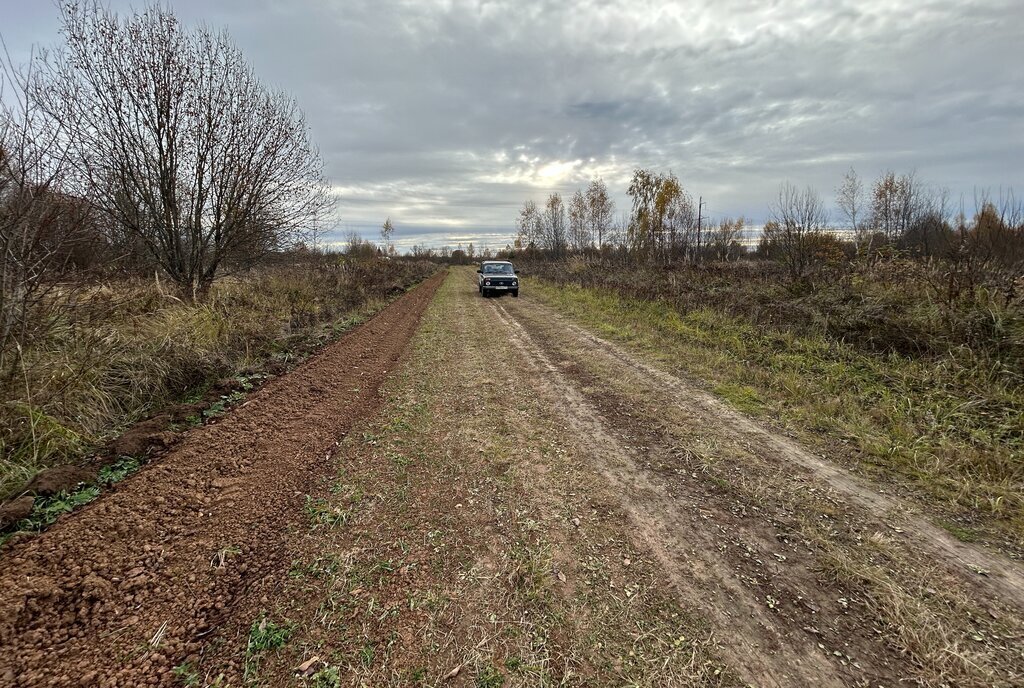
[508,543,553,604]
[289,554,343,580]
[304,496,353,528]
[244,614,294,680]
[210,545,241,568]
[0,485,102,549]
[33,487,101,528]
[712,383,764,414]
[939,521,981,543]
[357,641,375,667]
[310,665,342,688]
[387,450,411,468]
[171,661,200,687]
[202,390,245,420]
[476,662,505,687]
[98,456,142,485]
[246,615,293,655]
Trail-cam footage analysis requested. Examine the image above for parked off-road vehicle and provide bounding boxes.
[477,261,519,297]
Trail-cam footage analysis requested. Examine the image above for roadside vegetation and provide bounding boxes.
[506,169,1023,547]
[0,255,435,499]
[0,3,437,506]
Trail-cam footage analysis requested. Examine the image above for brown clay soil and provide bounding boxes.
[1,266,1023,688]
[0,272,444,687]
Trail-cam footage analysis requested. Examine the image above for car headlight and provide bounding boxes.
[512,281,518,286]
[485,280,490,285]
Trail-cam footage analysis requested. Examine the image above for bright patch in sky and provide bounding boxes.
[3,0,1022,250]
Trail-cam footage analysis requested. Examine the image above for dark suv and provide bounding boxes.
[477,261,519,297]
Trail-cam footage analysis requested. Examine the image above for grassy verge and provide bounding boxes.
[528,279,1023,544]
[0,257,436,500]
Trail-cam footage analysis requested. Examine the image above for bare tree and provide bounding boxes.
[381,217,394,254]
[1,40,93,379]
[765,182,829,281]
[869,171,929,245]
[567,189,589,253]
[981,188,1024,269]
[516,199,542,251]
[903,185,952,257]
[836,167,866,254]
[36,2,331,299]
[709,217,746,261]
[667,184,698,262]
[542,193,567,256]
[585,177,614,250]
[936,190,1024,306]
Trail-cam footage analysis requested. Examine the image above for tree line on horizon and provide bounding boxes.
[511,168,1024,285]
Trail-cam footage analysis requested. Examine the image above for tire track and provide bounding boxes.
[483,292,866,688]
[504,292,1024,612]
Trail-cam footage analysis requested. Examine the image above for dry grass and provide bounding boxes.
[0,256,436,498]
[526,272,1024,544]
[519,288,1024,687]
[818,541,1002,687]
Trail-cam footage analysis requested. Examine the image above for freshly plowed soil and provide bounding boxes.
[0,272,444,687]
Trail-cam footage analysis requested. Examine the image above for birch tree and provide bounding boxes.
[585,178,614,250]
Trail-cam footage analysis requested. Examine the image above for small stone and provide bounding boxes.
[296,656,320,676]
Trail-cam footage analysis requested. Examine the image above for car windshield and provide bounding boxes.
[482,263,513,275]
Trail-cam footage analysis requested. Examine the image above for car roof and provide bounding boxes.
[481,260,512,264]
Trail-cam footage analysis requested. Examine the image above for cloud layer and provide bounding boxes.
[5,0,1022,249]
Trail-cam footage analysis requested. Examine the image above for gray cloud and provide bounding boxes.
[3,0,1022,249]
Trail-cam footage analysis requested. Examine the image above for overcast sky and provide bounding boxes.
[3,0,1022,250]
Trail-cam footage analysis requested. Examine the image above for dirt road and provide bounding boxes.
[1,267,1021,687]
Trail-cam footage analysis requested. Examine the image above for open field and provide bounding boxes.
[0,267,1021,687]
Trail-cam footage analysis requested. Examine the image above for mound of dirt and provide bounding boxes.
[24,466,96,497]
[107,416,179,458]
[0,496,34,528]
